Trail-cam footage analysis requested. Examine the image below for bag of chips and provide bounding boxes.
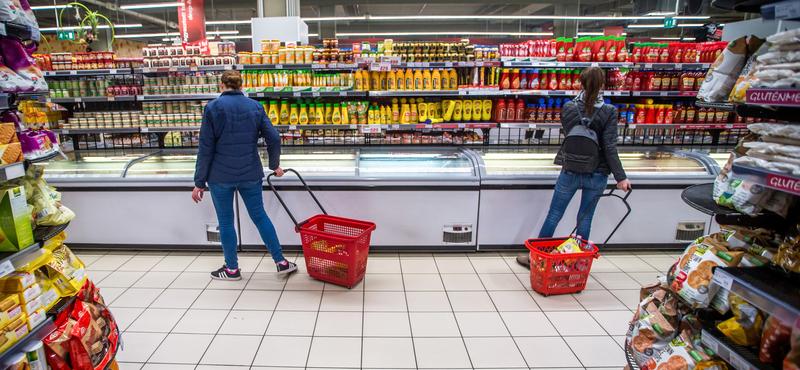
[717,295,764,346]
[672,236,743,308]
[641,331,710,370]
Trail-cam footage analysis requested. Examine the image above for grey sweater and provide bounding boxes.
[555,100,627,181]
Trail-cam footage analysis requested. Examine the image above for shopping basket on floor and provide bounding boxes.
[526,189,631,296]
[267,169,376,288]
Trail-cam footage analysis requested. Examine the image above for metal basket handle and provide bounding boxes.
[266,169,327,228]
[570,188,632,246]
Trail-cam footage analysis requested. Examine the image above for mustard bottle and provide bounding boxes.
[267,100,279,124]
[316,103,325,124]
[387,70,396,91]
[380,72,388,91]
[463,100,472,121]
[391,98,400,123]
[401,102,411,123]
[371,72,381,91]
[332,103,342,124]
[404,69,413,91]
[441,69,449,90]
[432,69,441,90]
[341,103,350,124]
[381,106,389,124]
[418,102,428,122]
[324,103,334,123]
[453,100,462,121]
[422,69,432,90]
[279,101,290,124]
[308,102,316,123]
[410,103,418,123]
[368,105,376,124]
[299,104,309,124]
[289,104,299,125]
[354,71,364,91]
[413,69,423,91]
[471,100,480,121]
[482,100,492,121]
[449,68,457,90]
[443,100,456,121]
[396,70,405,90]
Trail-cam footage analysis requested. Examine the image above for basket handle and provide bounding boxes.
[266,168,327,228]
[570,188,632,246]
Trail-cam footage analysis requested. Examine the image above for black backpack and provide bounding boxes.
[560,103,604,174]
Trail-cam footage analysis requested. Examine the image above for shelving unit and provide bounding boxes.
[631,91,698,97]
[712,266,800,326]
[0,319,55,365]
[49,96,137,104]
[730,163,800,196]
[0,243,42,279]
[701,324,779,370]
[44,69,137,77]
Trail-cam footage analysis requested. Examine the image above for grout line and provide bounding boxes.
[249,255,292,368]
[430,255,475,370]
[303,263,327,369]
[397,252,420,370]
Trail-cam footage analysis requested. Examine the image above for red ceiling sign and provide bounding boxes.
[178,0,208,53]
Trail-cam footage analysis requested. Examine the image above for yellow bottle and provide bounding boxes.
[443,100,455,121]
[418,102,428,122]
[316,103,325,124]
[422,69,432,90]
[268,101,279,124]
[380,72,388,91]
[279,101,290,124]
[413,69,423,91]
[433,102,442,118]
[308,102,316,123]
[391,99,400,123]
[432,69,441,90]
[324,103,334,124]
[382,106,389,124]
[400,103,411,123]
[463,100,472,121]
[449,69,457,90]
[341,103,350,124]
[368,106,376,124]
[387,70,396,91]
[289,104,299,125]
[404,69,413,91]
[441,70,449,90]
[332,103,342,124]
[395,70,404,90]
[453,100,463,121]
[410,103,418,123]
[370,72,380,91]
[482,100,492,121]
[299,104,309,124]
[354,71,364,91]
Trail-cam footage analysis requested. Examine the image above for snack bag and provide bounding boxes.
[43,244,86,297]
[698,36,762,102]
[554,237,583,254]
[642,332,709,370]
[627,291,679,365]
[672,236,743,308]
[759,316,792,365]
[717,295,764,346]
[774,233,800,273]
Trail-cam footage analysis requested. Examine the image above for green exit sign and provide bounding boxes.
[664,17,677,28]
[57,30,75,40]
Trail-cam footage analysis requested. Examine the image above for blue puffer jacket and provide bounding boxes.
[193,90,281,188]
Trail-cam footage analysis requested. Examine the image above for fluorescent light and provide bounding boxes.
[647,11,676,16]
[651,37,682,40]
[116,32,179,38]
[40,24,143,32]
[120,2,183,10]
[302,16,368,22]
[682,37,696,41]
[627,24,666,28]
[336,31,553,37]
[577,32,628,36]
[677,23,704,27]
[220,35,252,39]
[206,20,251,25]
[301,15,711,22]
[30,5,69,10]
[308,33,319,37]
[674,16,711,19]
[207,30,239,35]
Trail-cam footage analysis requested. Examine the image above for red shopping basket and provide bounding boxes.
[268,169,376,288]
[525,189,631,296]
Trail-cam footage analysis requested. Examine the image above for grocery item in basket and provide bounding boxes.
[672,236,743,308]
[717,294,764,346]
[554,237,584,254]
[759,316,792,365]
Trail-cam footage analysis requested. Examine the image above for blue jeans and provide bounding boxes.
[539,170,608,240]
[208,180,285,270]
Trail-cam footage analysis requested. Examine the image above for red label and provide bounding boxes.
[766,173,800,195]
[178,0,208,54]
[746,89,800,107]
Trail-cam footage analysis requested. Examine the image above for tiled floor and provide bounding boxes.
[77,250,680,370]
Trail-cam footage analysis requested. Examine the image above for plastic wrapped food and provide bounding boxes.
[554,237,583,254]
[749,123,800,141]
[717,295,764,346]
[23,165,75,227]
[757,50,800,65]
[698,36,763,103]
[672,236,743,308]
[0,38,47,92]
[767,28,800,45]
[759,316,792,365]
[774,233,800,273]
[627,288,681,365]
[745,141,800,159]
[729,44,768,103]
[642,332,710,370]
[735,155,800,175]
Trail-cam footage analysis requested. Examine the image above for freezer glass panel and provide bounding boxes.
[41,154,136,178]
[479,148,711,176]
[358,148,475,178]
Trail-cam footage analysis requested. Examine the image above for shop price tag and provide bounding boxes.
[475,61,484,67]
[293,92,302,97]
[711,271,733,290]
[312,92,320,97]
[701,332,719,353]
[458,90,467,96]
[61,129,70,135]
[444,62,453,67]
[107,97,115,102]
[5,164,24,180]
[391,124,400,130]
[169,67,178,72]
[458,123,466,129]
[725,124,733,129]
[109,69,117,74]
[0,261,13,278]
[659,91,669,96]
[140,128,150,133]
[339,91,348,96]
[69,70,77,75]
[528,124,537,129]
[190,67,198,71]
[289,125,297,130]
[349,124,357,129]
[74,97,82,103]
[360,125,381,134]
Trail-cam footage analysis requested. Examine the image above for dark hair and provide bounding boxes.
[579,67,605,115]
[221,70,243,90]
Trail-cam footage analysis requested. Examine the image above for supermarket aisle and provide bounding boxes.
[78,250,678,370]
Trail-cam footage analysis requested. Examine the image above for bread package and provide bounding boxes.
[0,143,23,165]
[0,123,18,145]
[698,36,763,102]
[671,236,743,308]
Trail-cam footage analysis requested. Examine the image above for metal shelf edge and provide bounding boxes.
[0,318,55,364]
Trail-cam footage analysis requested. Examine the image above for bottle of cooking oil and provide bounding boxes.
[413,69,423,91]
[422,69,432,90]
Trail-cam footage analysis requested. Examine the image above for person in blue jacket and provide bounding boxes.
[192,70,296,280]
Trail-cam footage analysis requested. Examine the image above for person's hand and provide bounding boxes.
[192,187,205,203]
[273,167,285,177]
[616,179,632,192]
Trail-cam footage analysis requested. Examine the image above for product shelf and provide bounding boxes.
[137,94,220,101]
[0,243,42,279]
[731,163,800,196]
[695,101,736,111]
[33,222,70,244]
[43,69,136,77]
[49,96,137,104]
[712,266,800,326]
[236,63,359,70]
[631,91,698,97]
[761,0,800,20]
[0,318,54,363]
[502,60,632,68]
[138,65,234,73]
[634,62,712,70]
[701,321,780,370]
[0,21,40,42]
[681,183,741,216]
[627,123,747,130]
[247,91,366,98]
[369,90,462,97]
[140,127,200,133]
[25,149,60,164]
[56,128,141,135]
[388,61,502,68]
[499,122,561,129]
[0,162,25,182]
[275,123,497,131]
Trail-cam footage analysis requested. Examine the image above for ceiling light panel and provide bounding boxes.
[120,2,183,10]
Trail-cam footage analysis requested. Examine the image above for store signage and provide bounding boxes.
[746,88,800,107]
[664,17,676,28]
[57,30,74,40]
[766,173,800,195]
[178,0,208,54]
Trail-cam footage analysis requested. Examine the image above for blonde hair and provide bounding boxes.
[220,70,242,90]
[579,67,605,115]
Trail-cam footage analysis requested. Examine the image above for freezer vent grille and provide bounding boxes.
[675,222,705,241]
[443,224,473,244]
[206,224,221,243]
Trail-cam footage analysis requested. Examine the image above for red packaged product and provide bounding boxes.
[631,43,642,63]
[625,70,635,90]
[515,99,525,123]
[659,45,670,63]
[556,38,566,61]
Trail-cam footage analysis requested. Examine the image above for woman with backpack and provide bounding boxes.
[517,67,631,268]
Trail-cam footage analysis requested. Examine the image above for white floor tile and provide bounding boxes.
[364,291,407,312]
[610,289,642,310]
[590,310,636,336]
[127,308,185,333]
[405,291,451,312]
[591,272,641,289]
[366,258,402,274]
[564,335,626,367]
[489,291,541,311]
[479,274,526,290]
[500,312,559,336]
[320,291,363,311]
[531,293,584,311]
[448,291,496,311]
[363,312,411,337]
[140,365,194,370]
[149,333,214,364]
[364,273,405,291]
[403,274,444,291]
[307,337,362,368]
[267,310,317,335]
[206,272,253,289]
[195,366,249,370]
[98,287,126,305]
[470,258,514,274]
[465,337,527,368]
[276,290,322,311]
[185,256,225,272]
[218,310,272,335]
[111,288,163,308]
[252,336,311,367]
[116,363,142,370]
[606,256,657,272]
[413,337,472,369]
[191,289,242,310]
[150,289,202,309]
[200,334,261,366]
[111,307,144,331]
[234,290,281,310]
[574,289,628,311]
[172,309,228,334]
[434,257,475,273]
[97,271,145,288]
[119,256,163,271]
[441,274,485,291]
[545,311,606,335]
[644,255,680,271]
[362,337,416,369]
[150,255,197,271]
[400,258,439,273]
[584,275,606,290]
[503,256,531,274]
[245,272,288,290]
[90,255,134,270]
[87,270,111,283]
[409,312,460,337]
[627,271,662,287]
[133,271,181,289]
[514,337,582,368]
[284,273,326,290]
[314,311,363,337]
[455,311,510,337]
[168,272,212,289]
[114,332,166,362]
[589,258,622,273]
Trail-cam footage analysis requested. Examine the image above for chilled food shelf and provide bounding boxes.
[701,325,778,370]
[634,62,711,70]
[138,65,234,73]
[44,69,136,77]
[631,91,698,97]
[712,266,800,326]
[502,60,632,68]
[0,243,41,279]
[49,96,137,104]
[745,89,800,108]
[14,91,49,102]
[731,163,800,196]
[0,318,54,364]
